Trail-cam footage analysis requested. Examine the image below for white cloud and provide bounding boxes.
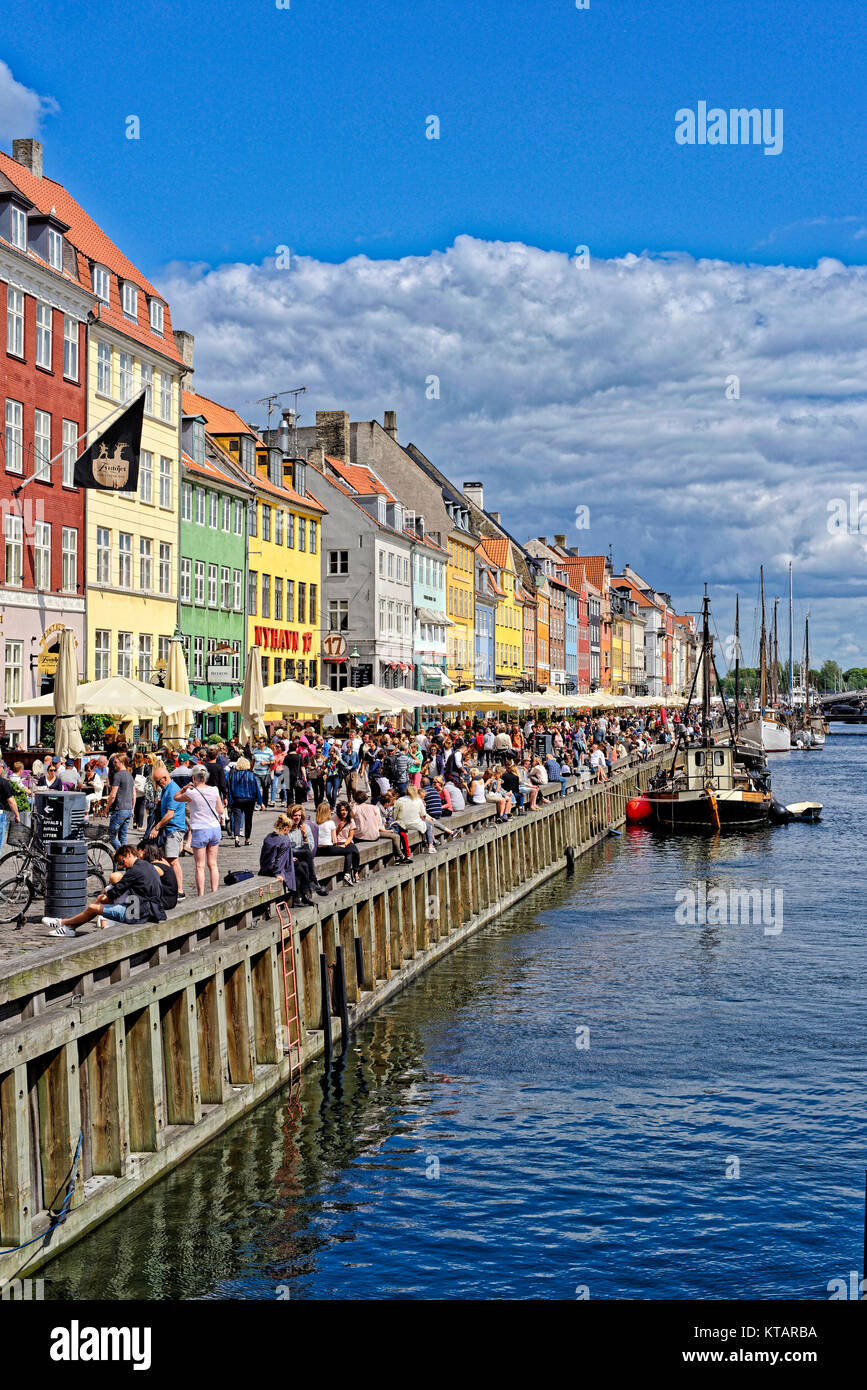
[161,236,867,662]
[0,60,59,143]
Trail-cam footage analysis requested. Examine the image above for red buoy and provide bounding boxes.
[626,795,652,822]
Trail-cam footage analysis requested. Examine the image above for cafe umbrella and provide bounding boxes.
[53,628,85,758]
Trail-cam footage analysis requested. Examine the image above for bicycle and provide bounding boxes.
[0,822,111,925]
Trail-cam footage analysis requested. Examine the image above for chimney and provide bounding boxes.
[316,410,350,464]
[13,138,43,178]
[383,410,398,441]
[278,408,294,457]
[490,511,501,524]
[173,330,195,385]
[537,536,547,546]
[463,481,484,510]
[554,534,566,548]
[307,446,326,473]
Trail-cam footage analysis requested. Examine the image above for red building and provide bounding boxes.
[1,140,91,745]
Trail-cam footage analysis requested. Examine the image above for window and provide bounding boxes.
[274,509,283,545]
[261,573,271,618]
[248,501,258,537]
[45,226,63,270]
[94,629,110,680]
[234,501,243,535]
[205,490,216,529]
[248,570,258,616]
[159,372,172,423]
[231,642,241,681]
[273,658,283,685]
[180,556,191,602]
[36,303,52,369]
[274,576,283,620]
[139,537,153,591]
[285,579,294,622]
[10,206,26,250]
[387,599,394,633]
[387,552,393,579]
[194,560,205,604]
[33,520,51,588]
[6,288,23,356]
[34,409,50,480]
[4,399,22,474]
[117,632,133,678]
[309,520,317,553]
[298,519,306,553]
[122,282,138,321]
[61,527,77,593]
[137,634,152,683]
[262,505,271,542]
[261,655,269,686]
[222,496,231,531]
[118,532,132,588]
[118,351,134,402]
[329,550,349,575]
[378,549,384,576]
[138,449,152,504]
[379,598,386,633]
[158,636,171,668]
[92,265,111,302]
[329,599,349,632]
[63,316,79,380]
[193,637,204,681]
[208,563,218,607]
[396,604,402,637]
[149,299,164,335]
[181,482,192,521]
[309,584,317,624]
[4,640,22,706]
[159,543,171,595]
[96,527,110,585]
[221,566,232,608]
[159,456,172,508]
[240,436,254,473]
[97,340,112,394]
[297,582,306,623]
[140,362,153,413]
[286,512,294,547]
[233,569,242,610]
[196,488,205,525]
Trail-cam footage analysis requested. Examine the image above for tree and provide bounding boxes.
[819,660,843,692]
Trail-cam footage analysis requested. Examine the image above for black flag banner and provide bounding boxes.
[73,392,146,491]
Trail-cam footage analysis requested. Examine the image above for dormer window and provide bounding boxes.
[93,264,110,303]
[122,282,138,321]
[240,436,255,474]
[149,299,164,335]
[10,205,26,249]
[48,228,63,270]
[192,419,205,465]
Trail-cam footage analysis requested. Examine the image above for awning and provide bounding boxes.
[439,672,455,687]
[416,607,453,627]
[421,664,447,681]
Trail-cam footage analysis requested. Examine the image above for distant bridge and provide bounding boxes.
[817,690,867,723]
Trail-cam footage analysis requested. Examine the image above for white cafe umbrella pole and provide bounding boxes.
[53,628,85,758]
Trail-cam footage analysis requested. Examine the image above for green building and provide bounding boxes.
[179,409,254,736]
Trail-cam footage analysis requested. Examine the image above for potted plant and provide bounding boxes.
[11,783,31,827]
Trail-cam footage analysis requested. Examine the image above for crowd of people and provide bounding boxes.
[0,707,673,936]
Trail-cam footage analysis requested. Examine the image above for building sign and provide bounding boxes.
[351,663,373,688]
[322,632,347,662]
[254,627,313,653]
[37,624,77,676]
[207,664,233,684]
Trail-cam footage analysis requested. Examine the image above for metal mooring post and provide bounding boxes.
[334,945,350,1049]
[319,953,332,1062]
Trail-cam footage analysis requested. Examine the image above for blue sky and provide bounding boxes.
[3,2,867,663]
[4,0,866,273]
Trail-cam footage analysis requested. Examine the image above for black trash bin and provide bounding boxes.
[44,839,89,918]
[534,732,553,758]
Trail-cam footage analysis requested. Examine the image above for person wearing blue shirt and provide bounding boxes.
[150,761,187,899]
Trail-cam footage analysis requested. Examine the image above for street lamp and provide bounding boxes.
[349,646,360,690]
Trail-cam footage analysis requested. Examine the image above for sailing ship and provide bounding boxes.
[739,566,791,752]
[645,590,773,831]
[790,616,826,748]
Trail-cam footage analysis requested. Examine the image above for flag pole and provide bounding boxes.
[9,390,147,499]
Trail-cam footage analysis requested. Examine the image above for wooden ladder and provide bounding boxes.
[277,902,302,1088]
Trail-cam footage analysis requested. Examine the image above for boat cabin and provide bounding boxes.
[676,744,736,792]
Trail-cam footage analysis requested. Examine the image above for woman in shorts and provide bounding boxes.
[174,765,225,896]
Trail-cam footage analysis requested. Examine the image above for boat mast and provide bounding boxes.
[788,560,794,703]
[805,615,810,713]
[772,597,779,706]
[759,566,767,712]
[734,594,740,735]
[702,585,711,744]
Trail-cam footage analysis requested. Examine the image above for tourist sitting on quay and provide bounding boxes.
[315,801,360,885]
[394,783,456,851]
[286,805,329,898]
[43,843,167,936]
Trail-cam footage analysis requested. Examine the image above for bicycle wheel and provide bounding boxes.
[0,848,32,881]
[0,873,34,923]
[87,840,115,881]
[86,865,107,898]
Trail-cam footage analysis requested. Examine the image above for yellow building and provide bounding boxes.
[446,533,476,684]
[83,247,184,683]
[480,536,523,685]
[182,391,326,687]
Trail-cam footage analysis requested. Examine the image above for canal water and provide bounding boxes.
[42,734,865,1300]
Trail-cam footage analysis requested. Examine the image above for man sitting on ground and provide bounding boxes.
[43,845,167,937]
